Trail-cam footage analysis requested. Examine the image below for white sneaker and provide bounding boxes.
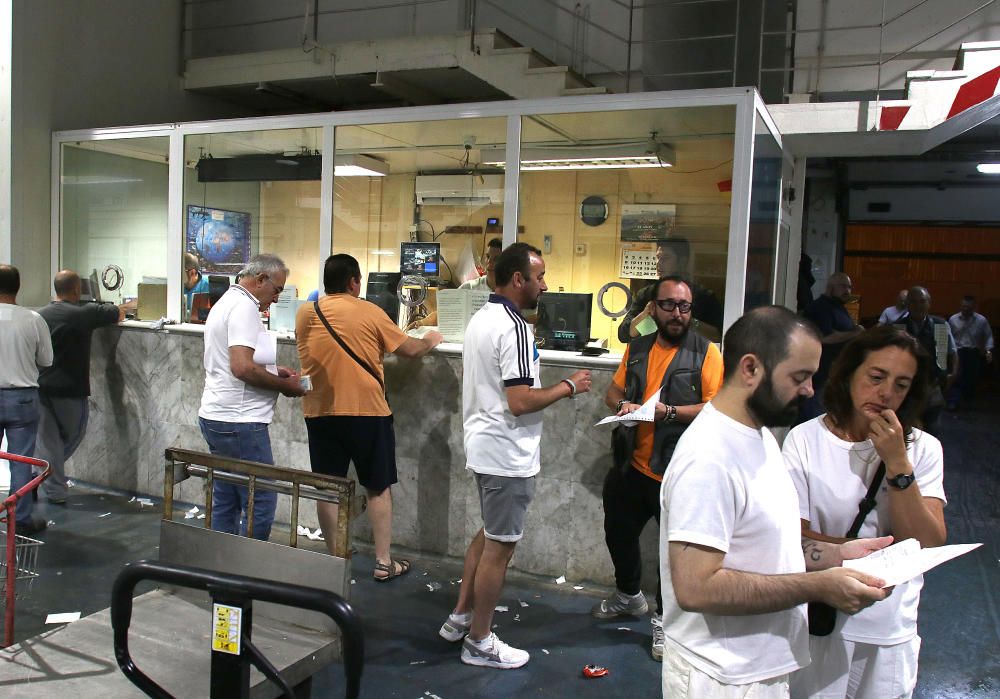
[591,590,649,619]
[651,613,664,661]
[439,612,472,642]
[461,632,530,669]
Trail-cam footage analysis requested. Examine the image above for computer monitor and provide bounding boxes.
[208,275,230,305]
[400,242,441,277]
[535,292,593,351]
[80,269,102,303]
[366,272,401,320]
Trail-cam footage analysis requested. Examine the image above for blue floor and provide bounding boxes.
[7,397,999,697]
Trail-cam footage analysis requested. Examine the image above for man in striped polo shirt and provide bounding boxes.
[440,242,592,669]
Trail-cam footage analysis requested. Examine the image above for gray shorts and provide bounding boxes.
[474,473,536,542]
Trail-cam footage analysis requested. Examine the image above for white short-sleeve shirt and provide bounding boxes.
[0,303,53,388]
[660,403,810,685]
[199,285,278,423]
[462,294,542,478]
[783,416,946,644]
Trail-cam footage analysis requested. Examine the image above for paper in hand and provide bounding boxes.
[595,393,659,427]
[252,330,279,375]
[843,538,982,588]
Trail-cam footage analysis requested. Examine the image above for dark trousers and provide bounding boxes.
[951,347,984,405]
[602,465,663,615]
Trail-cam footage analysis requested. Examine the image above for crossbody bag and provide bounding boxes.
[313,301,385,396]
[807,459,886,636]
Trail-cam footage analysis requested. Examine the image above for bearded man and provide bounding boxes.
[658,306,891,698]
[595,276,725,661]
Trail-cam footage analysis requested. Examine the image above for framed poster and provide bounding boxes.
[185,205,252,274]
[620,204,676,242]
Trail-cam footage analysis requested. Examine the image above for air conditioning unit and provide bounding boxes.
[415,174,505,206]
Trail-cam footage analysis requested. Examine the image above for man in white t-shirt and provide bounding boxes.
[0,264,53,534]
[660,306,892,698]
[439,242,592,670]
[199,254,305,541]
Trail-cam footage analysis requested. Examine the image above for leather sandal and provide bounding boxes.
[373,558,411,582]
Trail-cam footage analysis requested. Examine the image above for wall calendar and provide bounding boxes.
[620,242,658,279]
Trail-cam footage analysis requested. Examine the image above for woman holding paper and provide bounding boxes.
[783,325,947,699]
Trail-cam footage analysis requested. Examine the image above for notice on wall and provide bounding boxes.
[620,204,676,242]
[436,289,491,343]
[620,242,658,280]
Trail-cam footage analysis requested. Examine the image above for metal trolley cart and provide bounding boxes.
[0,451,50,648]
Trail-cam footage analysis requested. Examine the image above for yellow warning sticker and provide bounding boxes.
[212,603,242,655]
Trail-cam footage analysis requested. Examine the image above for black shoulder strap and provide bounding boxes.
[846,461,885,538]
[313,301,385,394]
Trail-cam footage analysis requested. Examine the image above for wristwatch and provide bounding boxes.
[887,473,916,490]
[616,398,628,411]
[665,405,678,421]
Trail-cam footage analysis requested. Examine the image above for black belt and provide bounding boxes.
[0,386,37,390]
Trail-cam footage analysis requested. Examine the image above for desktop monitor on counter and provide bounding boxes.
[80,269,102,303]
[535,292,593,352]
[400,242,441,277]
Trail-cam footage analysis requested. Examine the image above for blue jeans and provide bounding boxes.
[198,418,277,541]
[1,388,40,523]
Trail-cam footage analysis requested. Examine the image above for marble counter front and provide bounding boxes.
[73,325,658,589]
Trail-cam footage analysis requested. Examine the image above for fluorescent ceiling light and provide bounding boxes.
[61,175,144,185]
[976,163,1000,174]
[334,154,389,177]
[483,144,674,171]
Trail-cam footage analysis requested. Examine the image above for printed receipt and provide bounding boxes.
[595,393,659,427]
[843,538,982,588]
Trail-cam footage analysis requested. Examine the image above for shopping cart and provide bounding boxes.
[0,451,50,648]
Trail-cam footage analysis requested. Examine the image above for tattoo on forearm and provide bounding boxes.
[802,540,823,562]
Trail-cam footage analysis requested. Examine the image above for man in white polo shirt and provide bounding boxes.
[199,253,305,541]
[660,306,893,697]
[439,242,592,669]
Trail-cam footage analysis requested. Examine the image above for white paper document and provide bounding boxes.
[437,289,491,343]
[252,330,279,375]
[595,393,659,427]
[843,538,982,588]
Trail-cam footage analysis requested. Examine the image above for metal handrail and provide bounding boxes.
[1,451,51,648]
[111,559,363,699]
[163,447,356,557]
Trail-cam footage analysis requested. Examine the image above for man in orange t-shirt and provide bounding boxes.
[296,254,443,582]
[594,276,724,661]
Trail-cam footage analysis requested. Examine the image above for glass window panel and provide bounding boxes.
[517,106,736,352]
[746,114,782,312]
[333,118,507,331]
[60,137,170,301]
[183,127,323,316]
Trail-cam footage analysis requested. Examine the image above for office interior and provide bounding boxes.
[56,91,784,353]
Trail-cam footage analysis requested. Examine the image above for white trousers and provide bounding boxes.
[790,634,920,699]
[662,642,791,698]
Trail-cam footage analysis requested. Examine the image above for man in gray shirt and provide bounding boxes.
[36,270,126,505]
[0,264,53,533]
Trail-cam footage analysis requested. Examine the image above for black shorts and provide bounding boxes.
[305,415,398,493]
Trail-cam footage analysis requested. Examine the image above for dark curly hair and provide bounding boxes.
[823,325,931,439]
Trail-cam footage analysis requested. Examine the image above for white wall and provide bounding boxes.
[6,0,245,306]
[848,186,1000,223]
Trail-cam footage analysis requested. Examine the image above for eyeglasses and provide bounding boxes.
[654,298,692,313]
